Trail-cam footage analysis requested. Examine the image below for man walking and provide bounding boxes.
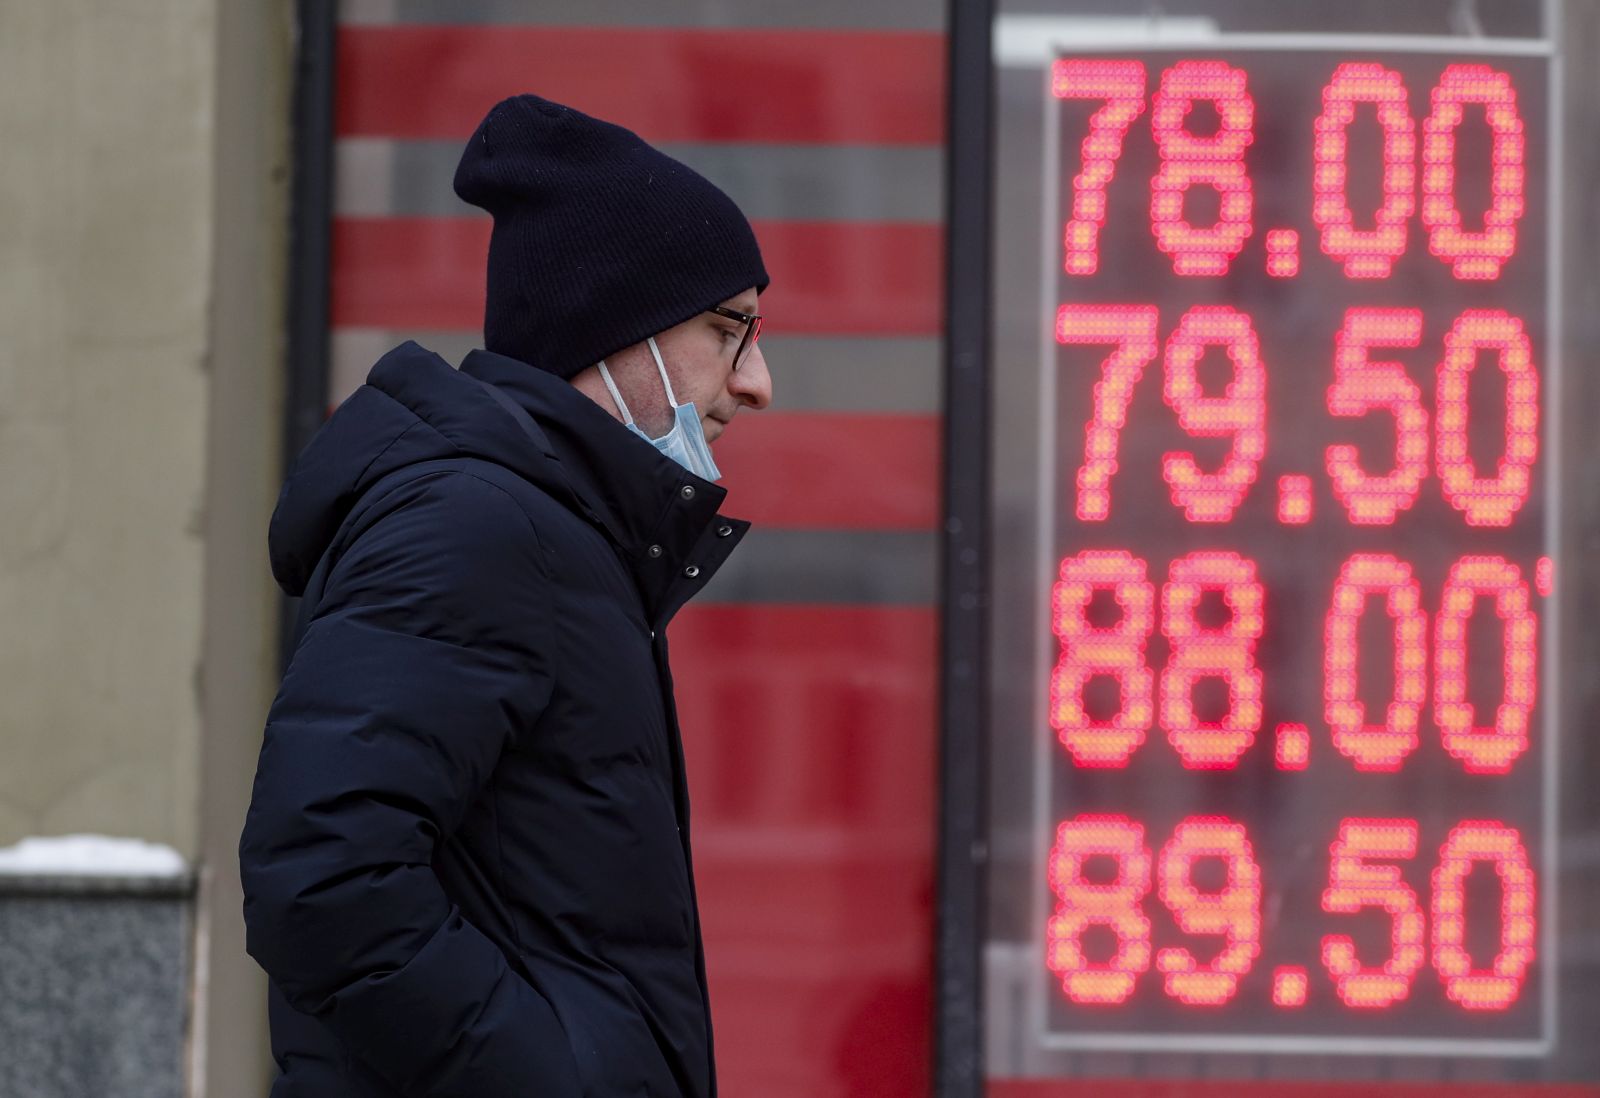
[239,94,771,1096]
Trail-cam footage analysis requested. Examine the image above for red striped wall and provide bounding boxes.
[671,605,936,1097]
[331,217,943,334]
[715,413,940,529]
[337,26,946,144]
[330,17,946,1098]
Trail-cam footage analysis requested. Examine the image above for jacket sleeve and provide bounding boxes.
[239,471,582,1097]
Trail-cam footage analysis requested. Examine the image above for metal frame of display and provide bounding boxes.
[935,0,995,1094]
[279,0,339,668]
[1026,38,1557,1059]
[964,1,1598,1089]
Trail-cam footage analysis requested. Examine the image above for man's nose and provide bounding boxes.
[731,344,772,411]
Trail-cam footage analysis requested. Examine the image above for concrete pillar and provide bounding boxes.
[0,0,289,1092]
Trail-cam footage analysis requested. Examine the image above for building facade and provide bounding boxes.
[2,1,1597,1096]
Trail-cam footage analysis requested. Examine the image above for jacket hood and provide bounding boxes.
[268,342,581,597]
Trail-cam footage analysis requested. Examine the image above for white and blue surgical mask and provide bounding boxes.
[597,337,722,483]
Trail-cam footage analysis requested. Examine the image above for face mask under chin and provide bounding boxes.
[597,338,723,483]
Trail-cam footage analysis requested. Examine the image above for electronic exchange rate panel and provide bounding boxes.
[1034,47,1559,1057]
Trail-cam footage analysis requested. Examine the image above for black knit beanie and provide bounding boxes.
[453,95,770,379]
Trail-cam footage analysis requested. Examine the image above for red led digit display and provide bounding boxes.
[1056,304,1160,521]
[1160,551,1264,769]
[1049,549,1156,767]
[1436,309,1539,526]
[1160,306,1267,522]
[1053,61,1149,277]
[1034,46,1551,1057]
[1323,553,1427,772]
[1148,60,1256,276]
[1421,65,1526,281]
[1155,817,1263,1004]
[1324,307,1428,525]
[1320,817,1426,1008]
[1431,821,1537,1010]
[1313,63,1416,279]
[1435,557,1537,774]
[1046,815,1153,1003]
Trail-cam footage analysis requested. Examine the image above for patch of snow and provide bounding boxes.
[0,834,188,877]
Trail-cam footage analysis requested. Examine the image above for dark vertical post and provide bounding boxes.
[935,0,994,1094]
[279,0,338,669]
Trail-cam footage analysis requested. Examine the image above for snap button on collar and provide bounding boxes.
[647,544,663,558]
[684,565,700,578]
[716,524,733,537]
[680,485,696,500]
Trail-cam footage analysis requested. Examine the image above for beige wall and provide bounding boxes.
[0,0,290,1091]
[196,0,292,1091]
[1,0,213,852]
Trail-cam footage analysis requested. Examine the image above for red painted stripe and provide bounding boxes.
[992,1088,1600,1097]
[712,970,929,1098]
[715,413,939,530]
[669,604,938,831]
[760,221,943,335]
[331,217,942,336]
[332,217,489,331]
[703,876,931,1098]
[337,26,945,145]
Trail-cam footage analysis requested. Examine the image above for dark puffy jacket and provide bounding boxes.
[239,343,747,1097]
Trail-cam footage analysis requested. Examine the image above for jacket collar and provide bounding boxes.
[459,350,749,626]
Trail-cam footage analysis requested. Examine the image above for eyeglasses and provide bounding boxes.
[709,305,763,370]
